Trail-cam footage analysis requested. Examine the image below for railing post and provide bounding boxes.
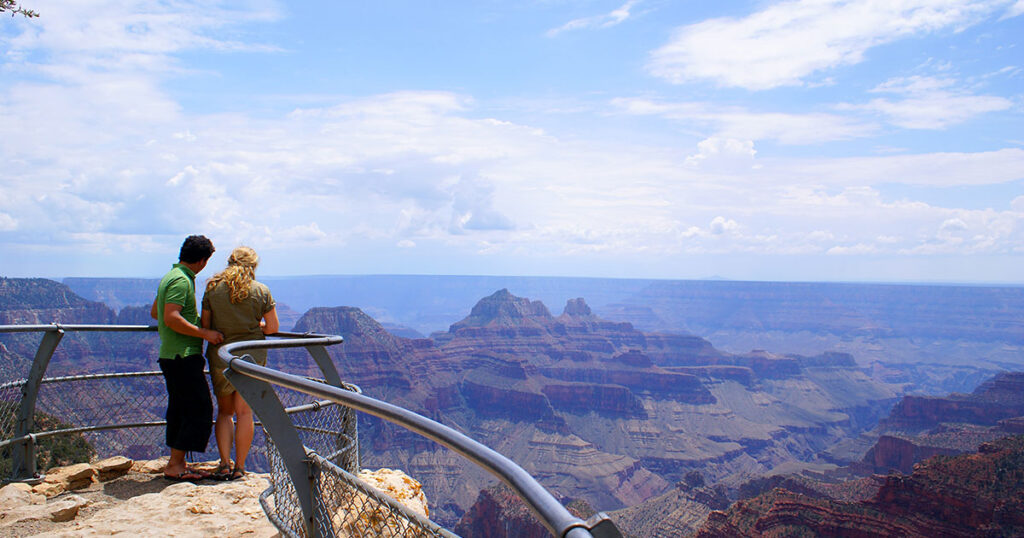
[10,326,64,482]
[306,344,360,471]
[306,345,342,387]
[226,355,329,538]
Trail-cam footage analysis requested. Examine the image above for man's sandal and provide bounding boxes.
[164,470,204,482]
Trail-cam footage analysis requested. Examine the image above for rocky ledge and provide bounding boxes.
[0,458,431,538]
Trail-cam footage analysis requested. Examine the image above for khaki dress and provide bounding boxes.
[202,280,276,397]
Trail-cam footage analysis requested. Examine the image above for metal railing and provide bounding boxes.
[0,324,352,480]
[0,324,623,538]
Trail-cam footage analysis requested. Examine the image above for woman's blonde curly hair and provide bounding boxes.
[206,246,260,304]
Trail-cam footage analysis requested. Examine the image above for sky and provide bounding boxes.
[1,0,1023,284]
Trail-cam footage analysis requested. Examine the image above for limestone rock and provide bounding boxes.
[0,494,89,527]
[31,481,65,498]
[132,457,168,474]
[49,495,89,522]
[44,462,96,491]
[331,468,431,535]
[0,483,38,510]
[93,456,133,481]
[357,468,429,518]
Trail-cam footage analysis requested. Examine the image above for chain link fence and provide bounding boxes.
[260,421,455,538]
[0,372,356,473]
[257,378,455,538]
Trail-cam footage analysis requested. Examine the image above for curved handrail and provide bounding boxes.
[220,340,600,538]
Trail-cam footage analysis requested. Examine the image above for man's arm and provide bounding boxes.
[164,303,223,344]
[151,299,158,320]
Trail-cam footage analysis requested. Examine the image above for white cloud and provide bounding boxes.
[709,216,739,235]
[274,223,328,245]
[613,98,876,145]
[547,1,641,37]
[940,217,969,233]
[2,0,1022,279]
[827,243,879,255]
[786,148,1024,187]
[6,0,281,57]
[841,76,1012,129]
[686,137,757,170]
[648,0,1009,89]
[1012,196,1024,212]
[0,213,18,231]
[1003,0,1024,18]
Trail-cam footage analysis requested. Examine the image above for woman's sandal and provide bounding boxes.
[228,467,246,481]
[213,461,233,481]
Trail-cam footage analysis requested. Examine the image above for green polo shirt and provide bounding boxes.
[156,263,203,359]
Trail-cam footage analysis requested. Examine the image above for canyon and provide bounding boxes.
[5,276,1024,534]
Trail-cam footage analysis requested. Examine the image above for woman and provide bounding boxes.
[201,246,279,481]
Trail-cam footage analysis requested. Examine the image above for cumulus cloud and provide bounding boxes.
[547,0,641,37]
[686,137,757,170]
[448,177,516,234]
[709,216,739,235]
[648,0,1008,89]
[940,217,969,233]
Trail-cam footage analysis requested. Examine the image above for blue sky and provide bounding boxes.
[1,0,1023,283]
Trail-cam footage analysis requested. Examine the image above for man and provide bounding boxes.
[151,235,223,481]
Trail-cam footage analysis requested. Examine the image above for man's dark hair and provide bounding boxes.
[179,235,215,263]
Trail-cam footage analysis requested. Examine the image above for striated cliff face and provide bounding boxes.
[862,435,960,474]
[454,483,597,538]
[882,394,1024,431]
[289,288,900,526]
[0,279,157,380]
[694,435,1024,538]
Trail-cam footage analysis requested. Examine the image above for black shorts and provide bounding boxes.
[159,354,213,452]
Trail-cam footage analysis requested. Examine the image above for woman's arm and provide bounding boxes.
[261,307,280,335]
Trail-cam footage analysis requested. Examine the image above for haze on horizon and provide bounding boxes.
[1,1,1023,284]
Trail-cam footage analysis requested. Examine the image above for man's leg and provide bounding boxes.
[160,358,197,478]
[177,354,214,452]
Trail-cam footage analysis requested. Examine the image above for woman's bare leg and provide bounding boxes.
[215,393,236,468]
[233,391,255,471]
